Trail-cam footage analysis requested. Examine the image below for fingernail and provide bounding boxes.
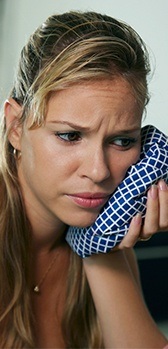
[158,179,168,191]
[148,185,158,199]
[133,213,142,225]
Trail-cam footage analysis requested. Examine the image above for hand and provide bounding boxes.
[118,179,168,249]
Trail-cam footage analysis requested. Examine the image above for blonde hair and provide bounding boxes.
[0,11,150,347]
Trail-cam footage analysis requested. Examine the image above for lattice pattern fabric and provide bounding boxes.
[66,125,168,258]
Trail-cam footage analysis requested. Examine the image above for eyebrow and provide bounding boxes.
[48,120,141,134]
[48,120,90,131]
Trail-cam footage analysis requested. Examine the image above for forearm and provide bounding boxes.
[83,250,167,348]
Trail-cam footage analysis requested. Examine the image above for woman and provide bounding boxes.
[0,11,168,348]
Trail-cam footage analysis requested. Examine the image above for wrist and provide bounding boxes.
[83,249,126,269]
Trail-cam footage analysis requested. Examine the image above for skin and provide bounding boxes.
[7,78,142,246]
[5,77,168,347]
[83,250,168,348]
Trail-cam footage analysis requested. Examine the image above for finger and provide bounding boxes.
[118,213,142,249]
[141,185,159,236]
[158,179,168,230]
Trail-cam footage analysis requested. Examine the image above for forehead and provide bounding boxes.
[50,77,135,98]
[47,82,142,134]
[46,78,142,127]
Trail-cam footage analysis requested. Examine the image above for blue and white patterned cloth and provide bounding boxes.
[66,125,168,258]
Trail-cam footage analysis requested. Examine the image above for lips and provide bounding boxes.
[67,192,110,209]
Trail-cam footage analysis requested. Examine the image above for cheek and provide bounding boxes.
[111,147,141,183]
[24,143,78,184]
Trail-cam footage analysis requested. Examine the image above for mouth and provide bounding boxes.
[66,192,110,209]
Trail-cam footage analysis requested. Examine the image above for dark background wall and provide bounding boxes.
[135,232,168,322]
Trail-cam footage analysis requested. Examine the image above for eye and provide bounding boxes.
[56,131,82,143]
[110,137,137,149]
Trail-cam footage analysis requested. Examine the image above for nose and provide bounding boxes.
[80,145,111,183]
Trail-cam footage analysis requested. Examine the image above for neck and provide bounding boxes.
[20,193,68,252]
[31,238,70,295]
[30,223,68,255]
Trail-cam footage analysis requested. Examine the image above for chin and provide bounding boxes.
[66,213,99,228]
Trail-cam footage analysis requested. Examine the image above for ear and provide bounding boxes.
[4,98,23,150]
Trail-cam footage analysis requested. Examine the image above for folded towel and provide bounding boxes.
[66,125,168,258]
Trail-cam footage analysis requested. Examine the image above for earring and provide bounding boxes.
[13,148,17,158]
[13,148,21,160]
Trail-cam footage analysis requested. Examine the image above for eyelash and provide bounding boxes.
[55,131,81,143]
[110,137,137,149]
[55,131,137,149]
